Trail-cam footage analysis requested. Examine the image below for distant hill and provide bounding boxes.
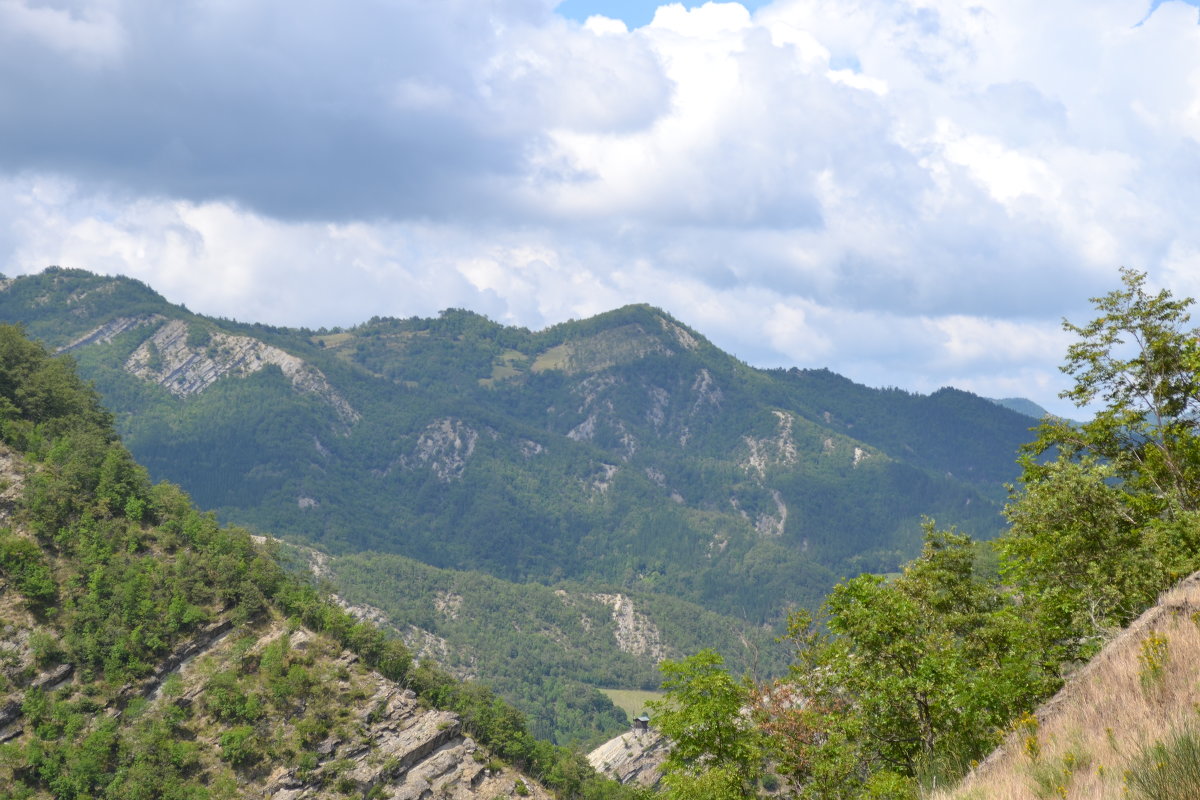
[988,396,1051,419]
[0,266,1041,741]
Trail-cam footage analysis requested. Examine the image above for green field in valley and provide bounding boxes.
[600,689,665,723]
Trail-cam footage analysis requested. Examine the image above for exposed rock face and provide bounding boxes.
[658,315,699,351]
[690,368,722,412]
[434,591,464,620]
[0,444,26,523]
[591,464,619,495]
[124,319,359,424]
[172,618,549,800]
[645,386,670,429]
[405,418,478,482]
[756,489,788,538]
[257,654,551,800]
[587,728,669,787]
[591,593,668,662]
[743,411,800,479]
[59,313,163,351]
[566,375,639,458]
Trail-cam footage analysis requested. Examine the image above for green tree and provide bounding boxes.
[771,524,1048,798]
[1003,269,1200,657]
[648,650,764,800]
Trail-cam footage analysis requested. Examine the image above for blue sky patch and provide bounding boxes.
[556,0,768,28]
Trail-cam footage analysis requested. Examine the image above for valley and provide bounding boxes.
[0,266,1041,746]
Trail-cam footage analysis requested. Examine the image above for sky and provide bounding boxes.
[2,1,1200,417]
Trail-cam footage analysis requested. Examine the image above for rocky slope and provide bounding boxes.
[0,441,555,800]
[587,727,669,789]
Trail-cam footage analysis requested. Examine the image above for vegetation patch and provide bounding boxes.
[600,689,664,723]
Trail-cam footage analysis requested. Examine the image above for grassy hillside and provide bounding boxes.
[934,573,1200,799]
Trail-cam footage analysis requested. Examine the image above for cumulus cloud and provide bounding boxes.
[3,0,1200,416]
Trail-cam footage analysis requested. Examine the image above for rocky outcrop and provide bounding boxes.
[0,444,26,523]
[59,313,163,351]
[257,657,552,800]
[587,728,669,787]
[124,319,359,424]
[143,616,554,800]
[591,593,668,662]
[657,315,699,351]
[404,419,478,482]
[743,410,800,479]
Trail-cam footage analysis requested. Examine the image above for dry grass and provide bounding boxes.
[531,343,571,373]
[933,571,1200,800]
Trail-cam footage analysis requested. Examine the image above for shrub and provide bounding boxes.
[1127,725,1200,800]
[1138,632,1170,689]
[218,725,261,767]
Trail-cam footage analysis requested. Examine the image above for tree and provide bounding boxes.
[1002,269,1200,653]
[1036,267,1200,512]
[648,650,764,800]
[771,524,1050,798]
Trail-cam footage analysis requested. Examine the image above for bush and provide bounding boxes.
[218,725,261,767]
[0,531,56,606]
[1128,725,1200,800]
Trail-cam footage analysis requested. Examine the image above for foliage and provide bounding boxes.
[0,529,56,606]
[649,650,765,799]
[1127,724,1200,800]
[1003,269,1200,661]
[737,271,1200,798]
[324,547,784,745]
[0,326,638,800]
[765,524,1053,798]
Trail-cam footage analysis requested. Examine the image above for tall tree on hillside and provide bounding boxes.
[766,524,1048,799]
[1003,268,1200,657]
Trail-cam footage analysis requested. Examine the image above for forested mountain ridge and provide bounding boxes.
[0,267,1038,620]
[0,324,640,800]
[0,266,1041,745]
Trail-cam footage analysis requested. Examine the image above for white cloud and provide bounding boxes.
[0,0,125,64]
[3,0,1200,417]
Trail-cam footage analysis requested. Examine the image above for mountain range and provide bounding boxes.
[0,266,1044,743]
